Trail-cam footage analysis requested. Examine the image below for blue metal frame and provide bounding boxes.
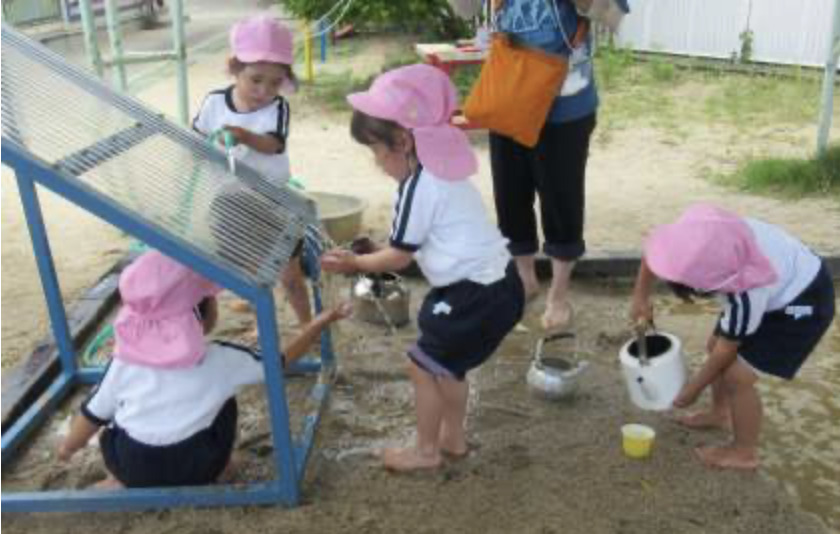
[1,140,337,512]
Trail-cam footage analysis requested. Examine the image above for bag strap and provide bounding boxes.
[492,1,588,49]
[548,0,589,50]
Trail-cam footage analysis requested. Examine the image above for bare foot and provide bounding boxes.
[694,445,759,471]
[438,435,468,459]
[673,411,732,431]
[381,447,442,472]
[217,455,240,484]
[92,476,123,490]
[523,283,540,303]
[541,302,573,334]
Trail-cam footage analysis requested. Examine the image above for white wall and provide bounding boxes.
[616,0,838,68]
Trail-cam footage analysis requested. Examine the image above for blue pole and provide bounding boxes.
[254,288,300,505]
[15,175,77,378]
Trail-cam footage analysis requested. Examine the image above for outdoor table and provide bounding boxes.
[415,42,488,129]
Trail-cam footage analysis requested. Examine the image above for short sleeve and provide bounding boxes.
[718,288,772,340]
[205,341,266,389]
[270,97,290,146]
[389,173,436,252]
[192,94,214,135]
[81,360,118,426]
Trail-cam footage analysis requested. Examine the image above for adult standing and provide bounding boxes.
[485,0,627,333]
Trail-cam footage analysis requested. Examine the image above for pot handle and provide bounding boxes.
[533,337,546,366]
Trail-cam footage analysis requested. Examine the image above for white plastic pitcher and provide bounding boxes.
[619,331,687,411]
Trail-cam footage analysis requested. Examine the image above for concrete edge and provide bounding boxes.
[399,251,840,281]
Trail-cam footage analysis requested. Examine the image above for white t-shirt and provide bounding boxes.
[717,218,822,339]
[82,342,267,446]
[193,86,291,186]
[389,167,510,287]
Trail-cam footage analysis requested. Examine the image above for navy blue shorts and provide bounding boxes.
[718,263,836,380]
[99,398,237,488]
[409,262,525,381]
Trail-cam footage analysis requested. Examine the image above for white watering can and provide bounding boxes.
[619,327,687,411]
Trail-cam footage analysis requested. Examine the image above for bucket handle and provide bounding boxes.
[533,333,588,374]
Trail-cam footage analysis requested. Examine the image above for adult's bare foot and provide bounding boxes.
[694,445,759,471]
[541,302,573,335]
[382,447,442,472]
[523,283,540,303]
[674,411,732,431]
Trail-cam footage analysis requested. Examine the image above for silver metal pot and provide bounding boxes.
[351,272,410,330]
[526,334,589,400]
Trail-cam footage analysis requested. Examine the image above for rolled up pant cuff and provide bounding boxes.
[544,241,586,262]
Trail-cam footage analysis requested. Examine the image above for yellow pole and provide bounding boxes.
[304,22,314,82]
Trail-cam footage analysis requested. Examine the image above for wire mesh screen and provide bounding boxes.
[1,24,317,286]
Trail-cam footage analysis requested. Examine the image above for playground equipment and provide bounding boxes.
[77,0,190,125]
[1,23,337,511]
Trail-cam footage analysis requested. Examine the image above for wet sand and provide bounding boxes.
[2,277,835,534]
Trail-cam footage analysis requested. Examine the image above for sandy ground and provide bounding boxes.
[1,279,836,534]
[2,23,840,534]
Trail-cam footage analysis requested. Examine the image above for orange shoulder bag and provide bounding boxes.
[463,2,588,147]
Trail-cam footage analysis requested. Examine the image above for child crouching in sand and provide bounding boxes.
[58,248,350,488]
[630,203,835,470]
[321,64,525,472]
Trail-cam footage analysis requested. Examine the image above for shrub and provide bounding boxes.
[279,0,470,40]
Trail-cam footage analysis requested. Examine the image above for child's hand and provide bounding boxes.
[222,125,252,146]
[629,296,654,327]
[327,301,354,322]
[321,249,358,274]
[672,381,701,409]
[56,441,75,462]
[350,236,378,255]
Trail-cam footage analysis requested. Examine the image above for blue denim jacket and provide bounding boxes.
[495,0,598,123]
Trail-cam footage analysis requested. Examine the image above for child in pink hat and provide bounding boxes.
[630,203,835,470]
[193,14,313,334]
[321,64,525,472]
[57,250,351,489]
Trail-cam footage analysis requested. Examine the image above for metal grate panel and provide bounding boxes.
[1,24,317,286]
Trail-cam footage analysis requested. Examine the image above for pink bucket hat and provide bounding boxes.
[644,203,778,293]
[114,251,222,369]
[346,64,478,181]
[231,15,294,65]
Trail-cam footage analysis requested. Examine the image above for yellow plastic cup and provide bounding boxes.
[622,424,656,459]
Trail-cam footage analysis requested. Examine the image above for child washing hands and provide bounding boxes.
[630,203,835,470]
[322,64,525,472]
[193,14,311,328]
[58,250,351,488]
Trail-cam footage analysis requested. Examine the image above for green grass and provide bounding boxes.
[717,145,840,198]
[593,44,826,136]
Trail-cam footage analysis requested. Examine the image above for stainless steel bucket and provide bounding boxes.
[351,272,410,328]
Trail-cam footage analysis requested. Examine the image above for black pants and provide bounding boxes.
[489,113,596,261]
[100,398,238,488]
